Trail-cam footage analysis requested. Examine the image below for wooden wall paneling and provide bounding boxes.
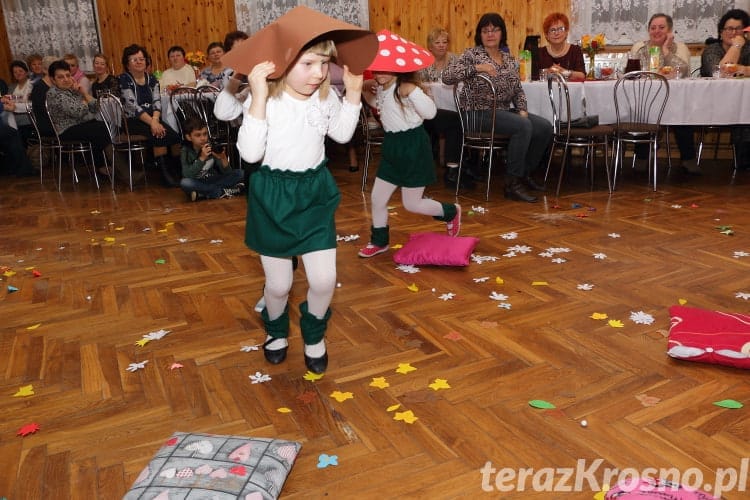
[0,5,13,82]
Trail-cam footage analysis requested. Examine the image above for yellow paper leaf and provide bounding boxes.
[407,283,419,292]
[165,222,175,227]
[13,384,35,397]
[495,277,504,284]
[303,371,325,381]
[115,226,125,231]
[392,244,403,249]
[24,266,35,271]
[157,229,168,233]
[608,319,624,328]
[90,209,100,215]
[277,407,292,413]
[104,237,115,243]
[532,281,548,286]
[369,377,390,389]
[26,323,41,330]
[395,363,417,375]
[386,404,401,412]
[428,378,451,391]
[135,338,151,347]
[330,390,354,402]
[394,410,419,424]
[590,312,608,320]
[3,270,16,277]
[678,298,687,305]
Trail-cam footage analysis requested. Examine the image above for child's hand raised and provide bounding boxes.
[248,61,275,101]
[342,65,363,105]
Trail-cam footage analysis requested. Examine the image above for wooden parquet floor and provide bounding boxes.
[1,150,749,499]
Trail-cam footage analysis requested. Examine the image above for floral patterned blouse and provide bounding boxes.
[441,45,527,112]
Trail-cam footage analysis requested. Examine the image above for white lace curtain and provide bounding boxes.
[234,0,370,34]
[571,0,750,46]
[2,0,100,70]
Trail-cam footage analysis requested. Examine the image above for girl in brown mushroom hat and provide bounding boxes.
[230,6,377,374]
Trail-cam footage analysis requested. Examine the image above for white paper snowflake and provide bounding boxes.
[671,204,682,209]
[336,234,361,242]
[577,283,595,291]
[473,276,490,283]
[471,205,487,214]
[249,372,272,384]
[500,232,518,240]
[503,251,517,258]
[177,238,188,243]
[608,233,621,238]
[629,311,655,325]
[143,329,171,341]
[489,292,509,301]
[241,344,261,352]
[438,293,456,301]
[546,247,571,254]
[551,258,567,264]
[735,292,750,300]
[593,253,608,260]
[142,227,151,232]
[126,360,148,372]
[210,239,223,244]
[538,252,554,258]
[471,254,500,264]
[396,264,421,274]
[733,251,749,259]
[497,302,512,309]
[508,245,533,254]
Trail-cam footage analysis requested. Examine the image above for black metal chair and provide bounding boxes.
[25,101,61,186]
[359,104,385,192]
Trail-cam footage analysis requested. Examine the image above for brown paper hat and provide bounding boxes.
[221,6,378,78]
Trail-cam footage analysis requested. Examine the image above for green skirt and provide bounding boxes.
[377,125,437,188]
[245,161,341,257]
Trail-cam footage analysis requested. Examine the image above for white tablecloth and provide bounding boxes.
[522,78,750,126]
[423,82,457,112]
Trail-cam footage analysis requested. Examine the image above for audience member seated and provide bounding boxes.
[159,46,197,91]
[119,44,182,187]
[534,13,586,82]
[223,30,248,52]
[443,12,553,203]
[26,54,45,83]
[90,53,120,98]
[30,56,58,138]
[63,53,92,95]
[630,13,698,174]
[46,60,112,176]
[700,9,750,169]
[199,42,233,90]
[8,60,34,144]
[0,99,35,176]
[179,117,244,201]
[418,27,468,187]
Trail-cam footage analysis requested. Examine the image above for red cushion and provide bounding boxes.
[667,305,750,369]
[393,232,479,267]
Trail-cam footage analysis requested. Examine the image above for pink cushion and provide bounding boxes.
[667,305,750,369]
[393,232,479,267]
[605,478,716,499]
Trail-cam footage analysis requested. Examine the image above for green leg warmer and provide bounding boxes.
[433,202,457,222]
[261,305,289,339]
[299,301,331,345]
[371,225,390,247]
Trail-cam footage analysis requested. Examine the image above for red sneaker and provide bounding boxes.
[446,204,461,237]
[358,243,389,258]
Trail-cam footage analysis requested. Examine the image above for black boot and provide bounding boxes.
[524,175,546,192]
[444,168,475,189]
[504,176,538,203]
[154,155,179,188]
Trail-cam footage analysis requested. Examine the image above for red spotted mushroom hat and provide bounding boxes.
[367,29,435,72]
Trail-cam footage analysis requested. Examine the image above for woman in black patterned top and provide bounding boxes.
[443,12,553,202]
[91,53,120,98]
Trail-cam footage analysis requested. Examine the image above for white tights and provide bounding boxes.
[370,177,445,228]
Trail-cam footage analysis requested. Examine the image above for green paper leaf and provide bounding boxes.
[713,399,743,409]
[529,399,556,409]
[154,259,166,264]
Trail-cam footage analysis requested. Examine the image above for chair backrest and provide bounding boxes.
[25,101,56,146]
[196,84,227,141]
[453,73,498,151]
[97,92,131,146]
[546,72,573,137]
[43,96,64,146]
[360,104,384,146]
[613,71,669,130]
[170,86,202,135]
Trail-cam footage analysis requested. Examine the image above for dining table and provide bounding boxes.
[521,77,750,126]
[423,81,458,112]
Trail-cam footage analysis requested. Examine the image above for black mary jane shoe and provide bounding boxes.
[304,351,328,374]
[263,339,288,364]
[524,176,546,192]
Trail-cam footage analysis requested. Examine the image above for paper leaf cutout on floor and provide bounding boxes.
[277,407,292,413]
[396,363,417,375]
[499,232,517,240]
[577,283,594,291]
[386,404,401,412]
[428,379,451,391]
[444,331,463,341]
[135,338,151,347]
[330,391,354,402]
[240,344,261,352]
[144,329,170,341]
[394,410,419,424]
[26,323,41,330]
[392,244,402,249]
[438,292,455,301]
[532,281,549,286]
[608,319,624,328]
[7,286,19,293]
[590,312,608,320]
[473,276,489,283]
[497,303,512,310]
[126,360,149,372]
[593,253,607,260]
[154,259,166,264]
[635,394,661,407]
[471,205,487,214]
[407,283,419,292]
[249,371,271,384]
[678,298,688,305]
[169,363,183,370]
[629,311,655,325]
[714,399,743,409]
[32,269,42,277]
[303,371,324,381]
[317,454,338,468]
[17,422,41,437]
[396,264,420,274]
[13,384,35,397]
[370,377,390,389]
[608,233,621,238]
[733,251,749,258]
[297,391,317,404]
[495,277,504,284]
[528,399,556,409]
[489,291,508,301]
[735,292,750,300]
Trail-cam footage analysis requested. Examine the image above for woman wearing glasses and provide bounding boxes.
[443,12,553,202]
[535,13,586,82]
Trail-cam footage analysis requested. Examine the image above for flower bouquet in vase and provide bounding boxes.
[185,50,206,77]
[581,33,606,80]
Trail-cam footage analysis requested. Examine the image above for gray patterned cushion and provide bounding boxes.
[124,432,301,499]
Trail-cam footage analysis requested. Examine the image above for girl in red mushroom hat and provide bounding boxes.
[358,29,462,258]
